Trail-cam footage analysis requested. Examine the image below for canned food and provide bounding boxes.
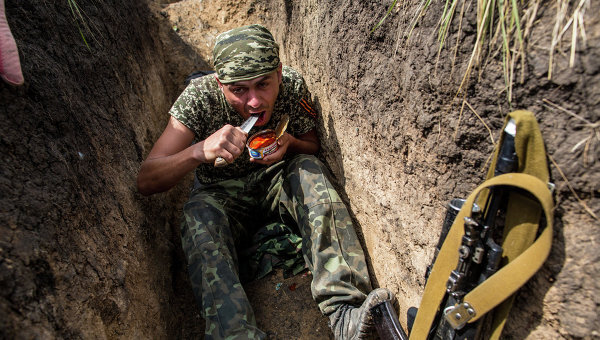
[247,129,278,159]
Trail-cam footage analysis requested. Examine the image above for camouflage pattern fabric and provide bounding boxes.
[181,155,372,340]
[238,222,306,283]
[169,66,317,185]
[212,24,280,83]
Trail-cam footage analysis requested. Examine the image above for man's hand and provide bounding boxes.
[250,132,292,166]
[250,129,320,166]
[137,117,249,196]
[201,124,248,165]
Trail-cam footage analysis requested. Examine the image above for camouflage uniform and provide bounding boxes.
[171,25,373,340]
[181,155,372,339]
[171,66,317,185]
[212,24,280,84]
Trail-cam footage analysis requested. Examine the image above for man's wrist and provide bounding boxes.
[284,134,295,149]
[192,141,208,164]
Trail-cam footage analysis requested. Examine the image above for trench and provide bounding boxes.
[1,0,598,339]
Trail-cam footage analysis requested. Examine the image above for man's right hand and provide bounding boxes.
[200,124,248,165]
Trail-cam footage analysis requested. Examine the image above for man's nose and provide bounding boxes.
[247,89,261,109]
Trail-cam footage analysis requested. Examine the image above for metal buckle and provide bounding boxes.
[444,302,476,330]
[548,182,556,194]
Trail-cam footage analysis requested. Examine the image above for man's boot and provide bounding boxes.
[329,288,395,340]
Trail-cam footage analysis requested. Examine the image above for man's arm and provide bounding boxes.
[286,128,320,155]
[137,116,247,195]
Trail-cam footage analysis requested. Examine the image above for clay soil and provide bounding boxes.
[1,0,598,339]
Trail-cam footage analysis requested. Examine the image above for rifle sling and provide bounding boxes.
[410,173,553,340]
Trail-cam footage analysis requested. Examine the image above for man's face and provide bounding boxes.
[218,65,282,127]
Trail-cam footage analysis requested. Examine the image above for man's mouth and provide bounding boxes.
[251,111,267,125]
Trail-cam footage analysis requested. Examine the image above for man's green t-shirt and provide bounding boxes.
[170,66,318,185]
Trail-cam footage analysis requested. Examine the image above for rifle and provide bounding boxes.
[372,119,518,340]
[431,119,517,340]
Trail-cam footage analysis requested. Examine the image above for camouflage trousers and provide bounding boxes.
[181,154,372,340]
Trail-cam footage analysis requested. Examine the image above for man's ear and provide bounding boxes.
[277,63,283,85]
[215,75,223,89]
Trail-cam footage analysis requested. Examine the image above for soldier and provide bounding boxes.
[137,24,394,340]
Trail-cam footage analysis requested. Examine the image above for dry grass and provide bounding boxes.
[548,154,598,220]
[542,99,599,167]
[373,0,596,219]
[549,0,589,79]
[374,0,590,104]
[453,97,496,145]
[541,99,598,220]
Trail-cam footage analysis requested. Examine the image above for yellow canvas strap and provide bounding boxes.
[410,111,553,339]
[410,174,553,339]
[486,188,542,339]
[482,111,550,186]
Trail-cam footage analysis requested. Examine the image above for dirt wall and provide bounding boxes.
[249,0,599,338]
[0,0,206,338]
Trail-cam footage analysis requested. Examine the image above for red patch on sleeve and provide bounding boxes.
[299,98,317,118]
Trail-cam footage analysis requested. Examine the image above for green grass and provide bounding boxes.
[371,0,400,33]
[372,0,596,219]
[67,0,98,50]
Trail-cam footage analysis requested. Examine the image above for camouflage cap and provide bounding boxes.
[213,24,280,84]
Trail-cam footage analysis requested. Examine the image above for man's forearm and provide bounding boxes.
[137,144,202,196]
[287,130,320,155]
[288,137,319,155]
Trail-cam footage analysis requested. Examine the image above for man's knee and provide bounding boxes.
[283,154,344,208]
[286,154,326,177]
[182,195,229,247]
[184,191,228,223]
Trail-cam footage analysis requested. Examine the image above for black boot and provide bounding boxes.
[329,288,395,340]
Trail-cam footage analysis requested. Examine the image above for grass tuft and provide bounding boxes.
[67,0,99,50]
[549,0,589,79]
[373,0,589,105]
[371,0,399,33]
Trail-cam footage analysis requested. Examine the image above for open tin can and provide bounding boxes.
[246,129,278,159]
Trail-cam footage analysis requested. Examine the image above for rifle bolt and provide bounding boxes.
[473,247,484,263]
[459,246,470,258]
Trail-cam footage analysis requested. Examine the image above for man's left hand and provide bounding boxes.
[250,132,292,165]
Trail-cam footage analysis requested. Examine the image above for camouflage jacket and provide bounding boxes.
[170,66,318,185]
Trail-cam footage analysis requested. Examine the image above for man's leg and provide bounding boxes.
[277,154,394,339]
[181,181,266,340]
